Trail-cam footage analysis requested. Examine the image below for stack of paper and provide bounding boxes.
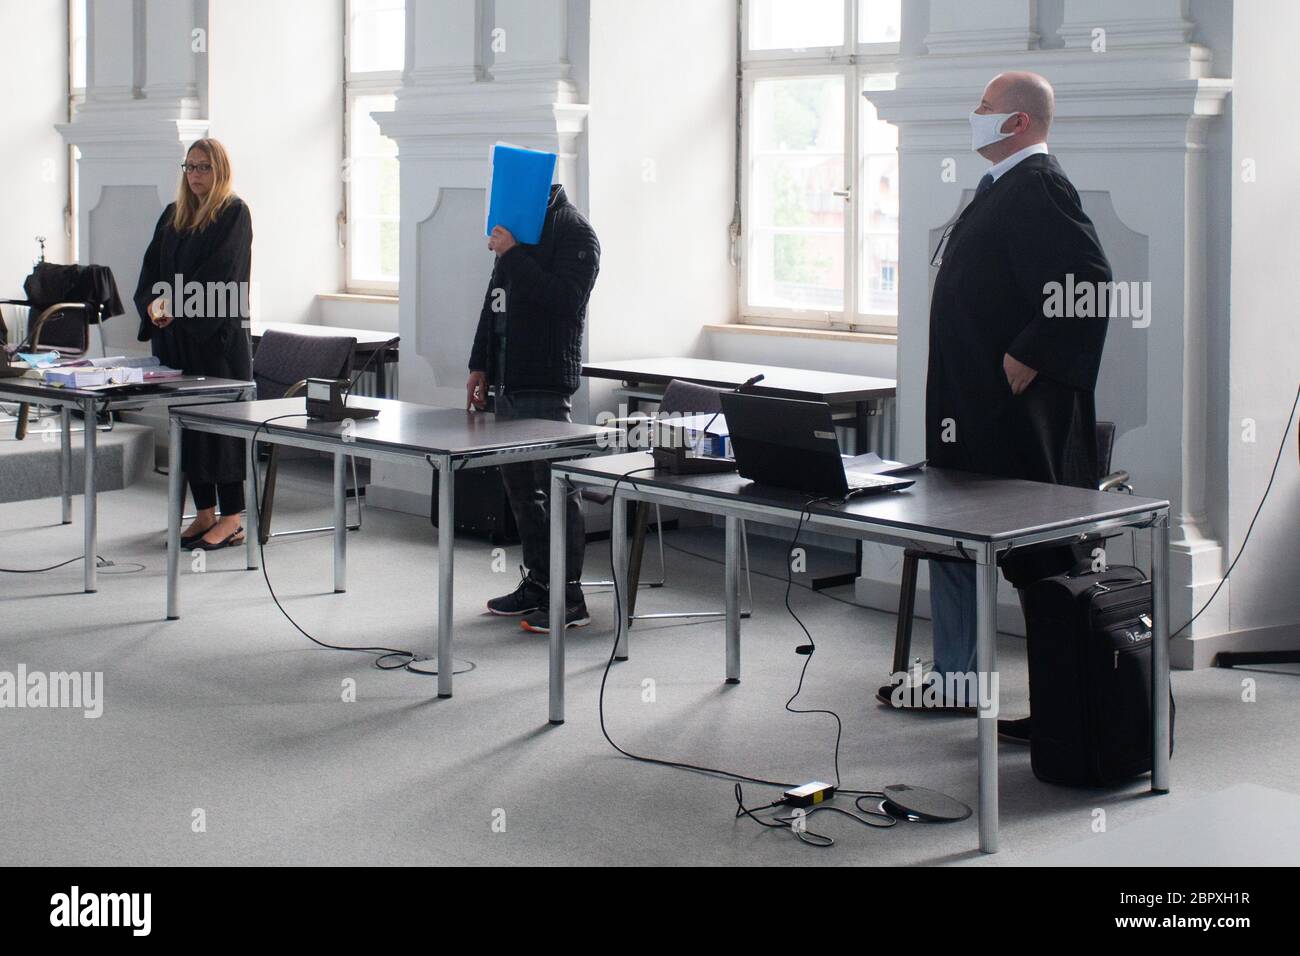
[43,367,109,388]
[43,366,146,388]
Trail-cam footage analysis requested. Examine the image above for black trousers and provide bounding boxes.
[494,389,585,586]
[190,479,245,516]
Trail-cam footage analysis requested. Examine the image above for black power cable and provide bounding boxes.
[1171,382,1299,641]
[596,465,871,808]
[242,412,473,676]
[1,553,142,575]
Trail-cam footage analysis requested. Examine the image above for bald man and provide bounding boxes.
[879,72,1112,734]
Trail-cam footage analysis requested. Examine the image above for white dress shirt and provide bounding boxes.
[987,142,1049,182]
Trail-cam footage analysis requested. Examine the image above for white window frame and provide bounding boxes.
[740,0,901,334]
[343,0,402,295]
[67,0,87,263]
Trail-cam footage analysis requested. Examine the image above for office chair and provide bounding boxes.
[1,299,94,440]
[890,421,1131,674]
[4,259,124,440]
[248,329,359,544]
[617,378,754,626]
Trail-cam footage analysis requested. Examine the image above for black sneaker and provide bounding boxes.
[487,568,548,617]
[875,675,977,715]
[998,716,1032,743]
[520,585,590,634]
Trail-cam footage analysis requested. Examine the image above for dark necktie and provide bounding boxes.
[975,172,995,198]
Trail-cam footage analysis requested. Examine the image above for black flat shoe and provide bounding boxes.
[192,527,245,551]
[180,526,215,549]
[998,716,1032,743]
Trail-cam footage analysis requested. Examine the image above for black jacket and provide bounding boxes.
[133,196,254,484]
[925,153,1111,489]
[469,184,599,394]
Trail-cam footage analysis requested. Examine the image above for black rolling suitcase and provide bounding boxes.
[1022,563,1174,786]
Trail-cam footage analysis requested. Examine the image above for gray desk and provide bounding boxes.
[546,451,1173,854]
[166,396,615,698]
[582,356,897,456]
[249,322,399,397]
[0,374,254,592]
[584,356,899,590]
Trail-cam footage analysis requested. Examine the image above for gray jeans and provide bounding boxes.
[494,389,585,587]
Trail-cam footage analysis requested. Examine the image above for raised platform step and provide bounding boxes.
[0,415,155,504]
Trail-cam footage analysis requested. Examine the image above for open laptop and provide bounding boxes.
[718,392,915,499]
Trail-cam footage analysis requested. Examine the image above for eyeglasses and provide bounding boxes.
[930,222,956,268]
[181,163,213,174]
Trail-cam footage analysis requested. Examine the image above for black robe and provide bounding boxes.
[925,153,1111,583]
[133,197,253,485]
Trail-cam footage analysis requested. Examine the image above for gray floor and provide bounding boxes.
[2,462,1298,866]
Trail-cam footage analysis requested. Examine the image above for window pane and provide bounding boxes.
[349,94,399,285]
[349,0,405,73]
[749,0,844,51]
[858,0,901,44]
[70,0,87,90]
[859,76,899,317]
[749,76,845,313]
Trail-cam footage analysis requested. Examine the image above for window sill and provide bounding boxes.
[704,323,896,346]
[318,292,398,305]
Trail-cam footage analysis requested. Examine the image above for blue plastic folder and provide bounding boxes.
[485,143,557,245]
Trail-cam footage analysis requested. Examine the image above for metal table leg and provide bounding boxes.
[60,406,72,524]
[548,471,568,724]
[436,454,454,698]
[244,433,259,570]
[166,417,183,620]
[333,451,347,593]
[82,396,97,593]
[612,488,629,661]
[725,515,741,683]
[975,547,1000,854]
[1151,513,1171,793]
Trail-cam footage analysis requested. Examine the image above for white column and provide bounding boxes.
[861,0,1232,663]
[59,0,210,356]
[366,0,589,516]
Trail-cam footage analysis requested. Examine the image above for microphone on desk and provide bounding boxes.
[695,373,764,443]
[651,373,768,475]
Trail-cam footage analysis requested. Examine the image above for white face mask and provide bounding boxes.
[969,111,1017,151]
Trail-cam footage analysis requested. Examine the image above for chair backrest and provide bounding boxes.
[253,329,356,400]
[658,378,729,417]
[33,304,91,356]
[1095,420,1116,478]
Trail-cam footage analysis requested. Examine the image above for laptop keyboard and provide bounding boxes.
[845,471,907,491]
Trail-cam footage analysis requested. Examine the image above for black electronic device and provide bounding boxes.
[880,784,972,822]
[304,377,379,422]
[649,373,768,475]
[719,392,915,499]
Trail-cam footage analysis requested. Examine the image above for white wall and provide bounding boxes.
[0,0,70,335]
[207,0,343,326]
[584,0,739,422]
[1224,0,1300,657]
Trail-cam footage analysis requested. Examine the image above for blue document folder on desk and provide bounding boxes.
[484,143,557,245]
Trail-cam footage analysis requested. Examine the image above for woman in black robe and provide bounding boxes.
[133,138,253,550]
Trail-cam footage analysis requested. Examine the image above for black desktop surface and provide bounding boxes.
[555,451,1168,544]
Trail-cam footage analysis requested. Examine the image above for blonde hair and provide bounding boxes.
[172,138,235,232]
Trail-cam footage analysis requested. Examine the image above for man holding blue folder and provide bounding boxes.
[467,180,601,634]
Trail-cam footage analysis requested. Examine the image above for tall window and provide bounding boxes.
[344,0,403,293]
[67,0,87,262]
[742,0,901,333]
